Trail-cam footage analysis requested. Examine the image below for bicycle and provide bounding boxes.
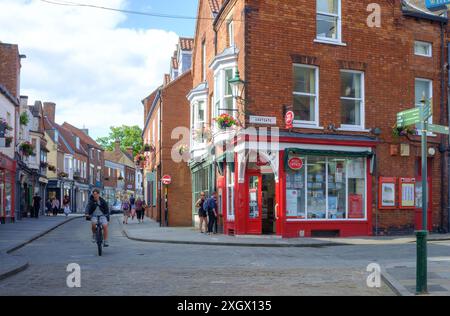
[86,215,105,256]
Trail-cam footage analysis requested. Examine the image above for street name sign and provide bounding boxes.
[427,124,450,135]
[397,108,421,128]
[425,0,450,11]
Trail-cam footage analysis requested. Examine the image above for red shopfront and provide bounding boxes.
[0,153,16,224]
[221,134,377,238]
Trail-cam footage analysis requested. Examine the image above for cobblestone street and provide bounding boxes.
[0,217,400,295]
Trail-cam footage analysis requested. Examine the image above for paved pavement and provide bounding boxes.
[0,215,80,280]
[0,216,395,296]
[121,217,450,247]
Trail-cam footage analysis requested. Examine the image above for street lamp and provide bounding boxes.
[228,70,246,104]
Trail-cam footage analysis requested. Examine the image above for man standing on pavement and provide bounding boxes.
[32,193,41,218]
[205,191,218,235]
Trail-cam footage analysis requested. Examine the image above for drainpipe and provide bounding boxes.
[439,21,447,233]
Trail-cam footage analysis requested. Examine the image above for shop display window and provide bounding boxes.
[286,156,366,220]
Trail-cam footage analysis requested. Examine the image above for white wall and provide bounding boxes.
[0,93,16,159]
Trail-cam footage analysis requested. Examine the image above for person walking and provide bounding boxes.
[51,197,60,216]
[122,198,131,224]
[32,193,41,218]
[205,192,218,235]
[135,197,145,223]
[129,194,136,221]
[63,195,71,217]
[195,192,208,233]
[45,198,52,216]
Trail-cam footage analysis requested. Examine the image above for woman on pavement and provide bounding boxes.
[135,197,145,224]
[122,198,131,224]
[51,197,60,216]
[195,192,208,233]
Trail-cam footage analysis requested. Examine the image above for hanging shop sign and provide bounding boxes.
[379,177,397,209]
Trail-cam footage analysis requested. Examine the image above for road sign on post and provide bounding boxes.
[161,175,172,185]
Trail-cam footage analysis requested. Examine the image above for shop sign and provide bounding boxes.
[285,111,294,129]
[161,175,172,185]
[288,157,303,170]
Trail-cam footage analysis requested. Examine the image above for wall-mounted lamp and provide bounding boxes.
[228,70,246,104]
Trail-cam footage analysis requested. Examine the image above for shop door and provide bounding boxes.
[262,174,276,234]
[246,173,262,234]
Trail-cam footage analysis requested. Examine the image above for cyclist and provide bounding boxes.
[85,189,110,247]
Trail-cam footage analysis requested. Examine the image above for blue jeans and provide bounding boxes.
[208,213,217,233]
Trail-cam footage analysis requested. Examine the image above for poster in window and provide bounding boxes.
[348,159,364,179]
[328,196,338,212]
[286,190,298,217]
[348,194,364,219]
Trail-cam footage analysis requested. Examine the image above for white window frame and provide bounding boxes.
[227,19,235,47]
[414,41,432,58]
[316,0,342,44]
[213,66,237,124]
[287,156,367,222]
[189,96,208,149]
[293,64,320,128]
[202,40,207,82]
[340,70,365,130]
[226,164,235,221]
[415,78,433,125]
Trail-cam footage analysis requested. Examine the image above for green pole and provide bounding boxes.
[416,103,428,295]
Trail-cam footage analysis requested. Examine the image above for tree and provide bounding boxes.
[96,125,143,156]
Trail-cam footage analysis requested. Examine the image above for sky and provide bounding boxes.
[0,0,198,140]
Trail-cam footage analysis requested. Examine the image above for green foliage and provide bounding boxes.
[96,125,143,156]
[20,112,29,126]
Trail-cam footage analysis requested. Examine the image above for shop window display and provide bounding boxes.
[286,156,366,220]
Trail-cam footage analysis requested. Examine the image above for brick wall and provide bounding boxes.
[0,43,20,98]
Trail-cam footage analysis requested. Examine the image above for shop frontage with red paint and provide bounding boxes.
[0,152,16,224]
[217,132,377,238]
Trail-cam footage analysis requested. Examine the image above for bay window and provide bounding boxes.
[340,70,364,129]
[214,67,236,119]
[191,100,207,145]
[293,64,319,126]
[316,0,341,42]
[286,155,367,220]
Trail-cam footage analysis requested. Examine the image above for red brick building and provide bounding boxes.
[187,0,449,237]
[142,38,193,227]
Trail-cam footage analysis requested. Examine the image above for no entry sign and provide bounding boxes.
[161,175,172,185]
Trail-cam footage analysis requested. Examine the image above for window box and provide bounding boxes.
[19,142,35,156]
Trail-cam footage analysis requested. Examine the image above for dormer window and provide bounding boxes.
[76,137,80,150]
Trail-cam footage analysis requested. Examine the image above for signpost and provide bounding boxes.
[396,99,448,295]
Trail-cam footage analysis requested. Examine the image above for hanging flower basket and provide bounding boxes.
[143,143,156,153]
[134,153,145,165]
[214,114,237,130]
[20,112,29,126]
[48,164,56,172]
[118,176,124,181]
[5,136,13,147]
[392,124,417,138]
[0,118,13,131]
[40,161,48,169]
[58,172,68,178]
[19,141,35,156]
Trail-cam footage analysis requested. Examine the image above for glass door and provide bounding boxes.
[247,173,262,234]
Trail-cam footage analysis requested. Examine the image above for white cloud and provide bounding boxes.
[0,0,179,139]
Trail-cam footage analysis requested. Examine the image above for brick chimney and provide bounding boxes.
[126,146,134,158]
[0,43,22,98]
[114,139,121,152]
[43,102,56,122]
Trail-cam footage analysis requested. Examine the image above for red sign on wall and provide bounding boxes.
[285,111,294,129]
[288,157,303,170]
[161,175,172,185]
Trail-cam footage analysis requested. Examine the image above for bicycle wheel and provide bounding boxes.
[96,226,103,256]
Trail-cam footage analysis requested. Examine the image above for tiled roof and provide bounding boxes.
[62,122,103,150]
[0,84,19,106]
[44,117,72,154]
[59,125,88,156]
[179,37,194,51]
[208,0,221,14]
